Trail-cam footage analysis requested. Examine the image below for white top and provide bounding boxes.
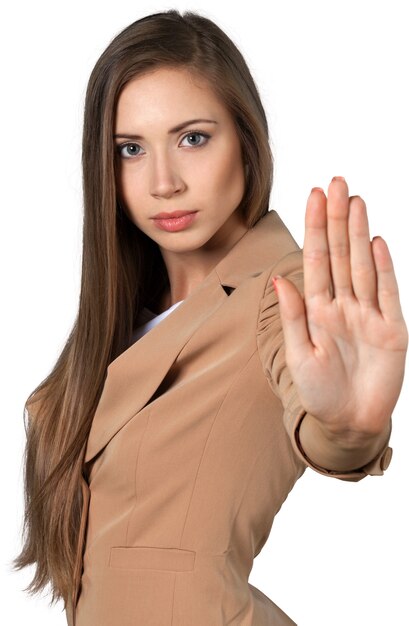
[131,300,184,344]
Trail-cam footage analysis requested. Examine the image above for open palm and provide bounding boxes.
[274,177,407,440]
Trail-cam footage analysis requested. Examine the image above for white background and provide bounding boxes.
[1,1,408,624]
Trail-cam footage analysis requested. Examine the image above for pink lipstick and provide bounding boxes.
[152,211,198,232]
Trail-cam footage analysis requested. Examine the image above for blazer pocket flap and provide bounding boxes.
[109,546,196,572]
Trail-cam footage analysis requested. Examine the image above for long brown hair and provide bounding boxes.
[12,9,274,607]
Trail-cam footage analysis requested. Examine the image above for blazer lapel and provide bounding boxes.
[214,209,299,287]
[83,209,299,465]
[84,272,227,464]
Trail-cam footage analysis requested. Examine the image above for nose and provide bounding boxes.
[149,151,186,199]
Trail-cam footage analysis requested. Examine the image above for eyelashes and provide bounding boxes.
[116,141,144,158]
[115,130,211,159]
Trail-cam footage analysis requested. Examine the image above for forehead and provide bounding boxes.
[115,66,229,129]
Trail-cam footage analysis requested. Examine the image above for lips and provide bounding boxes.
[151,211,198,232]
[152,210,197,219]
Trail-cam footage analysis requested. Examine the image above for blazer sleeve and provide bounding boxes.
[256,249,393,482]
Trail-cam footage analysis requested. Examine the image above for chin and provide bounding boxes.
[160,228,214,251]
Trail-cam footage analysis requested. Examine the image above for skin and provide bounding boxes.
[275,179,408,468]
[114,65,407,468]
[114,66,248,313]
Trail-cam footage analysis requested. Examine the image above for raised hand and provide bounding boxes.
[273,176,407,447]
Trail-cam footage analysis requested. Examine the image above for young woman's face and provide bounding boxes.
[114,66,247,254]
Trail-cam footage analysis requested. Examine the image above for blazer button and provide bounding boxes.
[380,446,393,471]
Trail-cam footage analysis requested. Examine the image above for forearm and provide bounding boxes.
[298,413,392,472]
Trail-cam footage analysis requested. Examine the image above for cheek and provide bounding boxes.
[115,168,145,228]
[205,150,245,208]
[117,166,142,207]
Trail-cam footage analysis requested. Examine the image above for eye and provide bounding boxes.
[116,142,144,159]
[180,131,210,147]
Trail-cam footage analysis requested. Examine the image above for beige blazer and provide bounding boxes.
[66,209,392,626]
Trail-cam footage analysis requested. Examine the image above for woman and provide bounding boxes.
[13,9,407,626]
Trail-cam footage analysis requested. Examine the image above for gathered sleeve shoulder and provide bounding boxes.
[256,249,393,482]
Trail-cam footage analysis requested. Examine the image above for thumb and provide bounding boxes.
[272,275,312,364]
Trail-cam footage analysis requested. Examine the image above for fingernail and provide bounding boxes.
[272,275,282,290]
[332,176,345,182]
[311,187,324,194]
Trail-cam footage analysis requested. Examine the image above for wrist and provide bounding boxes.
[298,413,392,472]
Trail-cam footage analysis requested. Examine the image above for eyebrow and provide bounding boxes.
[114,118,218,140]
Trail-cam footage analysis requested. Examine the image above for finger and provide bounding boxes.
[371,236,405,322]
[273,276,315,364]
[303,188,333,302]
[348,195,377,307]
[326,177,353,298]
